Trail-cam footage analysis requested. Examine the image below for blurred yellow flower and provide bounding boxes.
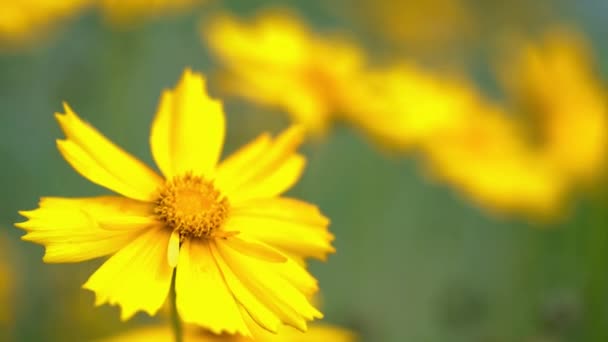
[100,0,203,24]
[0,0,91,45]
[418,30,608,218]
[500,30,608,186]
[329,0,475,54]
[16,68,334,336]
[203,11,365,135]
[100,323,355,342]
[345,64,479,150]
[420,103,567,217]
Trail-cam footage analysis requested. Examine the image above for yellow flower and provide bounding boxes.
[345,64,480,151]
[16,69,334,336]
[100,0,203,24]
[99,323,355,342]
[420,103,567,217]
[499,30,608,186]
[0,0,91,46]
[203,11,365,135]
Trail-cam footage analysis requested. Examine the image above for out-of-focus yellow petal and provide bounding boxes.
[55,103,163,201]
[16,196,154,263]
[226,198,334,261]
[203,12,364,135]
[100,0,201,25]
[217,126,305,204]
[501,30,608,184]
[97,323,356,342]
[83,227,173,320]
[214,240,322,332]
[422,107,567,217]
[346,64,477,150]
[176,239,250,336]
[95,326,174,342]
[150,69,225,178]
[258,323,356,342]
[0,0,91,47]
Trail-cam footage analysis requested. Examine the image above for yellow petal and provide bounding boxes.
[16,196,153,263]
[210,243,282,333]
[150,69,225,178]
[223,236,287,263]
[231,154,306,204]
[175,239,250,336]
[260,324,357,342]
[83,227,173,320]
[55,103,163,201]
[215,239,322,332]
[216,126,306,203]
[214,132,272,191]
[226,198,334,260]
[167,229,180,268]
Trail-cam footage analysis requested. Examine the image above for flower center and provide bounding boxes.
[155,173,229,240]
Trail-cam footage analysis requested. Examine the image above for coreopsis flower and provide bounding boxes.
[16,69,334,336]
[99,323,355,342]
[0,0,91,46]
[500,30,608,185]
[420,103,567,217]
[100,0,203,24]
[203,11,365,135]
[344,63,480,151]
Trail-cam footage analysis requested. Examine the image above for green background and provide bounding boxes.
[1,1,607,341]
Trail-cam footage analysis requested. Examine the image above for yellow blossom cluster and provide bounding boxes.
[203,11,608,218]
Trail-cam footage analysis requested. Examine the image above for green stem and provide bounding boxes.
[170,269,183,342]
[583,187,608,341]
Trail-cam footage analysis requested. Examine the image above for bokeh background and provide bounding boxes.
[1,0,608,341]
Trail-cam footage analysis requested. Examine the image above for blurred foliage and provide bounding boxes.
[1,0,608,341]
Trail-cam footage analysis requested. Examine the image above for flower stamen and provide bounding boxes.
[155,173,229,240]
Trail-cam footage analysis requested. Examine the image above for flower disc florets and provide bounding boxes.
[155,173,229,240]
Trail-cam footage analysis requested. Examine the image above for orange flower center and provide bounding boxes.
[155,173,229,240]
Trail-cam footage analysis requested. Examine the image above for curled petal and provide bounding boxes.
[55,104,163,201]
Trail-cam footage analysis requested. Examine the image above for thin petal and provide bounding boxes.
[214,132,272,190]
[83,227,173,320]
[150,69,225,178]
[216,126,306,203]
[176,239,250,336]
[16,196,154,263]
[231,155,306,204]
[215,239,322,332]
[225,198,334,260]
[56,104,163,201]
[210,243,282,333]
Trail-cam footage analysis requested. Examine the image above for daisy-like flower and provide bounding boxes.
[16,69,334,336]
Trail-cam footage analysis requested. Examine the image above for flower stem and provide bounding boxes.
[170,269,183,342]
